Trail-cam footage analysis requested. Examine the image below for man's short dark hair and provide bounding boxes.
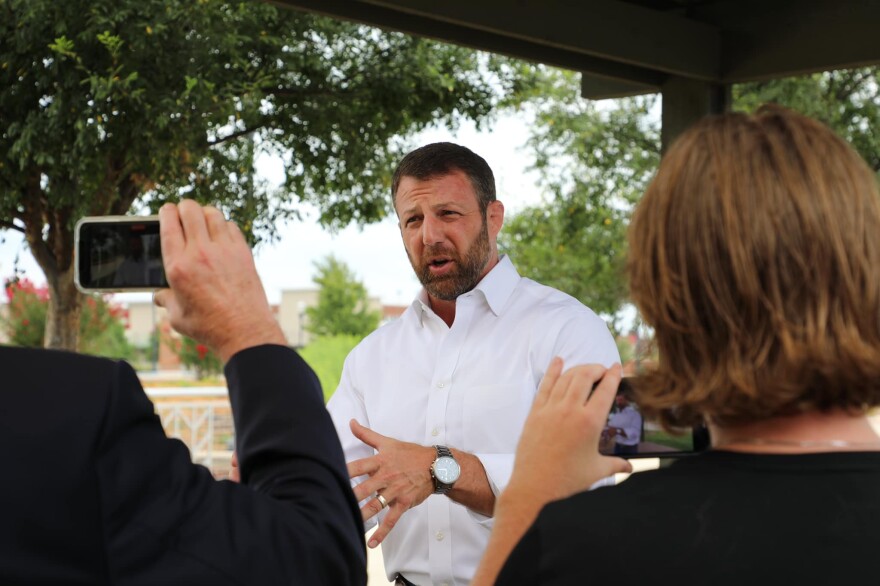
[391,142,496,215]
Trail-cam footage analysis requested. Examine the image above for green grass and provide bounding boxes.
[644,429,693,451]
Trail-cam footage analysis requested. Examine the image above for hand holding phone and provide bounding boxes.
[509,360,633,502]
[474,361,634,586]
[152,201,286,361]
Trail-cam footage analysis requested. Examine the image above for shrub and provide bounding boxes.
[2,278,48,347]
[2,277,133,360]
[299,334,363,402]
[171,334,224,380]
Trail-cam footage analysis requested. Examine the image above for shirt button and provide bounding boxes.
[431,427,440,437]
[435,531,445,541]
[437,382,445,388]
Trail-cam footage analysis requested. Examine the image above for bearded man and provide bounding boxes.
[327,142,619,586]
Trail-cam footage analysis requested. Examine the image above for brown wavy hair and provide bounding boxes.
[627,105,880,429]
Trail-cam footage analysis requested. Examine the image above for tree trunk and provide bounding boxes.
[44,265,83,350]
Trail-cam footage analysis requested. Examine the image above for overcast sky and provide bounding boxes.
[0,112,547,307]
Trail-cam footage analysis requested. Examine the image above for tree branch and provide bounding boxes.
[266,87,351,100]
[207,126,262,147]
[20,174,57,276]
[49,204,75,274]
[110,173,141,215]
[0,220,25,233]
[833,68,874,103]
[88,152,126,215]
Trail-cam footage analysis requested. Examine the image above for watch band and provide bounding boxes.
[431,445,457,495]
[435,445,453,460]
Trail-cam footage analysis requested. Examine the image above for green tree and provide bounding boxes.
[299,333,363,402]
[0,0,542,350]
[500,72,660,326]
[306,255,380,338]
[505,67,880,324]
[733,68,880,171]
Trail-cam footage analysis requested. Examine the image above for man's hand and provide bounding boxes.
[228,451,240,483]
[153,200,286,361]
[346,420,435,549]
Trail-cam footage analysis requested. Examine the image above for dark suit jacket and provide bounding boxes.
[0,344,366,585]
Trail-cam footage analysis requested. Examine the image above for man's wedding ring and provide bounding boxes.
[377,494,389,509]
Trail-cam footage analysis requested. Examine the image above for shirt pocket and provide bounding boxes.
[462,383,532,454]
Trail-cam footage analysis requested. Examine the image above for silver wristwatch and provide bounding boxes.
[430,445,461,495]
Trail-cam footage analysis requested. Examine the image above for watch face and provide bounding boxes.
[433,456,461,484]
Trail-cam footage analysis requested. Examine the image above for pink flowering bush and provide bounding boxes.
[2,277,132,359]
[171,334,223,380]
[2,278,49,347]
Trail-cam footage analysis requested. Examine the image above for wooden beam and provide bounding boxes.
[702,0,880,81]
[272,0,721,82]
[580,74,659,101]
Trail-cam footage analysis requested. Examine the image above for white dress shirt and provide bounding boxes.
[607,405,642,446]
[327,256,620,585]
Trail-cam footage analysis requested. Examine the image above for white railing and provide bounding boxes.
[146,387,233,478]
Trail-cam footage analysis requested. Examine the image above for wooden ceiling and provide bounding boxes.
[270,0,880,99]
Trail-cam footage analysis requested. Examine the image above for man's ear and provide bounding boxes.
[487,200,505,238]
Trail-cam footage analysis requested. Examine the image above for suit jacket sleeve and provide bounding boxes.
[99,344,366,585]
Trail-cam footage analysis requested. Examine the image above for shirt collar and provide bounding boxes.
[473,255,520,316]
[410,255,521,326]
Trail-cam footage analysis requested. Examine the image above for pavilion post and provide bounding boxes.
[660,77,731,152]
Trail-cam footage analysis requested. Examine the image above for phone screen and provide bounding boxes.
[599,378,709,459]
[75,216,167,292]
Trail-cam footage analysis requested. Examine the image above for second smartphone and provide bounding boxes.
[75,216,167,293]
[599,377,710,459]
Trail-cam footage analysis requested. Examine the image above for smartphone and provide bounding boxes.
[599,378,710,459]
[74,216,167,293]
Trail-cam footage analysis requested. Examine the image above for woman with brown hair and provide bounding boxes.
[473,106,880,585]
